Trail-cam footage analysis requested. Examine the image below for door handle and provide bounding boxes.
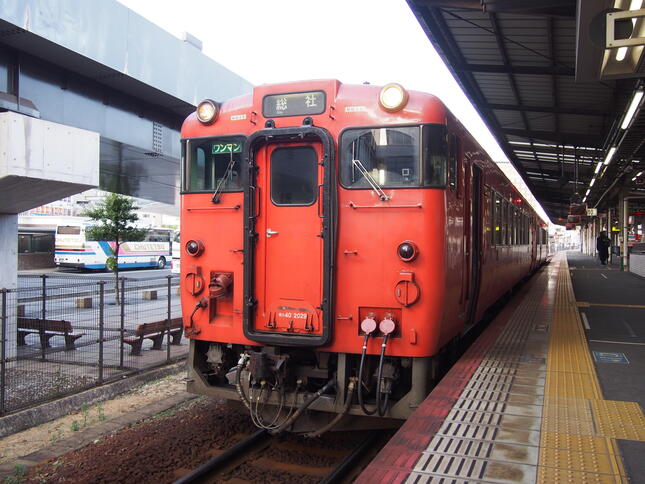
[266,229,279,238]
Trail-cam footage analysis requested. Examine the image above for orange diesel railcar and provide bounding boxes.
[180,80,547,433]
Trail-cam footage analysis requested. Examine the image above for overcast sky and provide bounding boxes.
[117,0,549,222]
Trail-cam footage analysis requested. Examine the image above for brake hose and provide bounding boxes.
[357,333,377,415]
[376,334,390,417]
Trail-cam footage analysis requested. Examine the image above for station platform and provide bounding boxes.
[358,252,645,484]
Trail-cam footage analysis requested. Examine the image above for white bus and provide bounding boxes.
[54,225,172,271]
[171,232,181,274]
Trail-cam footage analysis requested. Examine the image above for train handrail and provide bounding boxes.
[347,201,423,209]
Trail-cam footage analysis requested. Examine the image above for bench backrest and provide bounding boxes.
[135,317,182,336]
[18,318,73,333]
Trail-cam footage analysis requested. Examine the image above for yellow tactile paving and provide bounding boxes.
[541,432,616,455]
[540,447,617,475]
[538,466,625,484]
[591,400,645,441]
[537,254,639,484]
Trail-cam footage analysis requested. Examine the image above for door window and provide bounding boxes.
[270,146,318,206]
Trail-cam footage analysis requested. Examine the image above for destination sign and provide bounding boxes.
[212,142,242,154]
[263,90,326,118]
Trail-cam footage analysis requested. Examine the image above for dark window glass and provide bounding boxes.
[501,199,509,245]
[18,233,54,253]
[32,233,54,253]
[422,125,448,187]
[185,137,244,192]
[18,234,30,253]
[448,135,458,191]
[493,194,503,246]
[270,146,318,206]
[341,126,420,188]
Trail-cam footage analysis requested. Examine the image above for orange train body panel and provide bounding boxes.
[179,79,548,426]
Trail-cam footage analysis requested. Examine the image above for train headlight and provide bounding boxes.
[397,241,418,262]
[379,83,409,112]
[186,239,204,257]
[196,99,219,124]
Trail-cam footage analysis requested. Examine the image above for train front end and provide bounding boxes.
[180,80,455,432]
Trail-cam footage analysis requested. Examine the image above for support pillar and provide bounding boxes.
[0,215,17,290]
[622,195,629,272]
[0,214,17,360]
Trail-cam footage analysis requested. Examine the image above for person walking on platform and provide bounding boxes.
[597,231,611,265]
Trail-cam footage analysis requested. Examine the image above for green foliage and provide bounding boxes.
[84,193,146,247]
[71,420,80,432]
[96,403,107,421]
[4,465,26,484]
[83,193,145,304]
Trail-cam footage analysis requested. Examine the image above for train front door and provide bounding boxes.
[252,142,325,339]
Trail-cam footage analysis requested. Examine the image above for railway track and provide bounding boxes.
[174,429,390,484]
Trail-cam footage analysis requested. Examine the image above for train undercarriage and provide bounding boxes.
[187,340,450,434]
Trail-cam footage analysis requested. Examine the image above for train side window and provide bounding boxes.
[270,146,318,206]
[501,199,509,245]
[422,124,448,187]
[509,208,515,245]
[184,136,244,193]
[514,209,520,245]
[493,193,503,246]
[448,134,458,191]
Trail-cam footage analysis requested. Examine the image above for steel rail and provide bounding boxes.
[173,429,270,484]
[320,431,386,484]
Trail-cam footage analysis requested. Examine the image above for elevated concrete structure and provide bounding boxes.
[0,0,252,206]
[0,112,99,214]
[0,0,252,293]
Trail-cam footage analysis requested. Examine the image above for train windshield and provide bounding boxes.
[184,136,245,192]
[340,125,447,189]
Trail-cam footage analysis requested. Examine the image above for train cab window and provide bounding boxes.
[270,146,318,206]
[340,126,421,189]
[184,136,245,193]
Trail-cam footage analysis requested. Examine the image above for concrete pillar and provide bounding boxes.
[0,214,18,290]
[622,195,629,271]
[0,214,17,360]
[0,112,99,361]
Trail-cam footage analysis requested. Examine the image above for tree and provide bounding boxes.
[84,193,146,304]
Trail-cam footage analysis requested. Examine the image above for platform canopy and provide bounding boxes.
[407,0,645,222]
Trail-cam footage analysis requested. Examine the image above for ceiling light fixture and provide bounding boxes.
[621,89,644,130]
[604,146,617,165]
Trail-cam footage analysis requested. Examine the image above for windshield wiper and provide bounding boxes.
[352,159,390,201]
[212,152,236,204]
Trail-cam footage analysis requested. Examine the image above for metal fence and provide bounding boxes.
[0,274,185,416]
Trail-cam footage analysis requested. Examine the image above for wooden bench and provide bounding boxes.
[122,318,183,356]
[17,318,86,351]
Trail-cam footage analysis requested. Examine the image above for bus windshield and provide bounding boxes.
[184,136,245,193]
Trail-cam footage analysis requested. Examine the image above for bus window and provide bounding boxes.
[184,136,245,192]
[57,226,81,235]
[340,126,421,189]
